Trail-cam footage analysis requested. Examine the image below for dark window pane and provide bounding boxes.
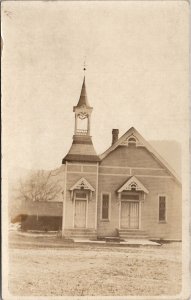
[121,194,139,200]
[159,196,166,221]
[103,194,109,202]
[102,194,109,219]
[76,192,87,199]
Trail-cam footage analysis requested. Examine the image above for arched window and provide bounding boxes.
[128,137,137,146]
[76,113,88,135]
[77,113,88,129]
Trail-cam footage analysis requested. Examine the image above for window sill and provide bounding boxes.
[101,219,110,222]
[158,221,167,224]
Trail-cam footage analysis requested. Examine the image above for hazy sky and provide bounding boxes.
[2,1,189,173]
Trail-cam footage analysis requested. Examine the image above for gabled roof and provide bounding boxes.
[100,127,181,184]
[70,177,95,192]
[117,176,149,194]
[76,77,90,108]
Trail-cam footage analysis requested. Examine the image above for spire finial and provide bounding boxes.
[83,57,86,75]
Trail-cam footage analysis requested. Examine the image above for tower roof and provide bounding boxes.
[76,77,90,108]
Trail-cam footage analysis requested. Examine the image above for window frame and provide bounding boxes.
[100,192,111,221]
[158,194,167,223]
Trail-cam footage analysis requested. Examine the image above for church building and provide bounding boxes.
[61,77,182,241]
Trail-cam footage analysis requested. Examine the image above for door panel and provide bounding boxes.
[130,202,139,229]
[121,201,139,229]
[121,202,130,228]
[75,200,86,228]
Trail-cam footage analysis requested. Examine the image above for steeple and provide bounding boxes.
[73,76,93,137]
[75,77,90,108]
[62,75,100,164]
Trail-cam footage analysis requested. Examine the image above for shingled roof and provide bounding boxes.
[62,136,100,163]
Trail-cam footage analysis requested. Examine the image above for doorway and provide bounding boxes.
[121,201,139,229]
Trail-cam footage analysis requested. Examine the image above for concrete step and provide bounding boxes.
[119,230,147,235]
[119,230,148,240]
[120,233,148,237]
[120,236,148,240]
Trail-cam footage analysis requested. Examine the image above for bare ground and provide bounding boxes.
[8,233,181,297]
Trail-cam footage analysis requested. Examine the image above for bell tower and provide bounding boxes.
[62,75,100,164]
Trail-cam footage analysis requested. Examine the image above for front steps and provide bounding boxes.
[119,229,148,240]
[63,228,97,240]
[64,228,148,241]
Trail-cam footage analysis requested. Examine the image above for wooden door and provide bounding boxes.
[74,200,86,228]
[121,201,139,229]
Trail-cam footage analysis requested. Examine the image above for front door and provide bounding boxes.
[121,201,139,229]
[74,200,86,228]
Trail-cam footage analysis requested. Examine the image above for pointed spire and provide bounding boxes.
[76,77,90,108]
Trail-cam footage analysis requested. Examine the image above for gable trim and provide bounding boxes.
[69,177,95,192]
[117,176,149,194]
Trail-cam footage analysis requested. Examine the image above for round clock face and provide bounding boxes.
[78,112,88,120]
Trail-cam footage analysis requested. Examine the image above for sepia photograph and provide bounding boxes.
[1,1,190,299]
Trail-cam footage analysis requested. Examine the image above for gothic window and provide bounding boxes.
[159,196,166,222]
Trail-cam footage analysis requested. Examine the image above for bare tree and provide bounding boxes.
[17,170,63,203]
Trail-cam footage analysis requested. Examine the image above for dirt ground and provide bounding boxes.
[8,233,182,296]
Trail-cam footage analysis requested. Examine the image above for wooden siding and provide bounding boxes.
[100,146,165,169]
[99,167,131,175]
[83,165,97,173]
[131,168,170,177]
[67,164,81,172]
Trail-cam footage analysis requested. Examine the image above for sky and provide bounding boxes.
[2,1,189,175]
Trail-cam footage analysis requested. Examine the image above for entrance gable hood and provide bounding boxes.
[117,176,149,194]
